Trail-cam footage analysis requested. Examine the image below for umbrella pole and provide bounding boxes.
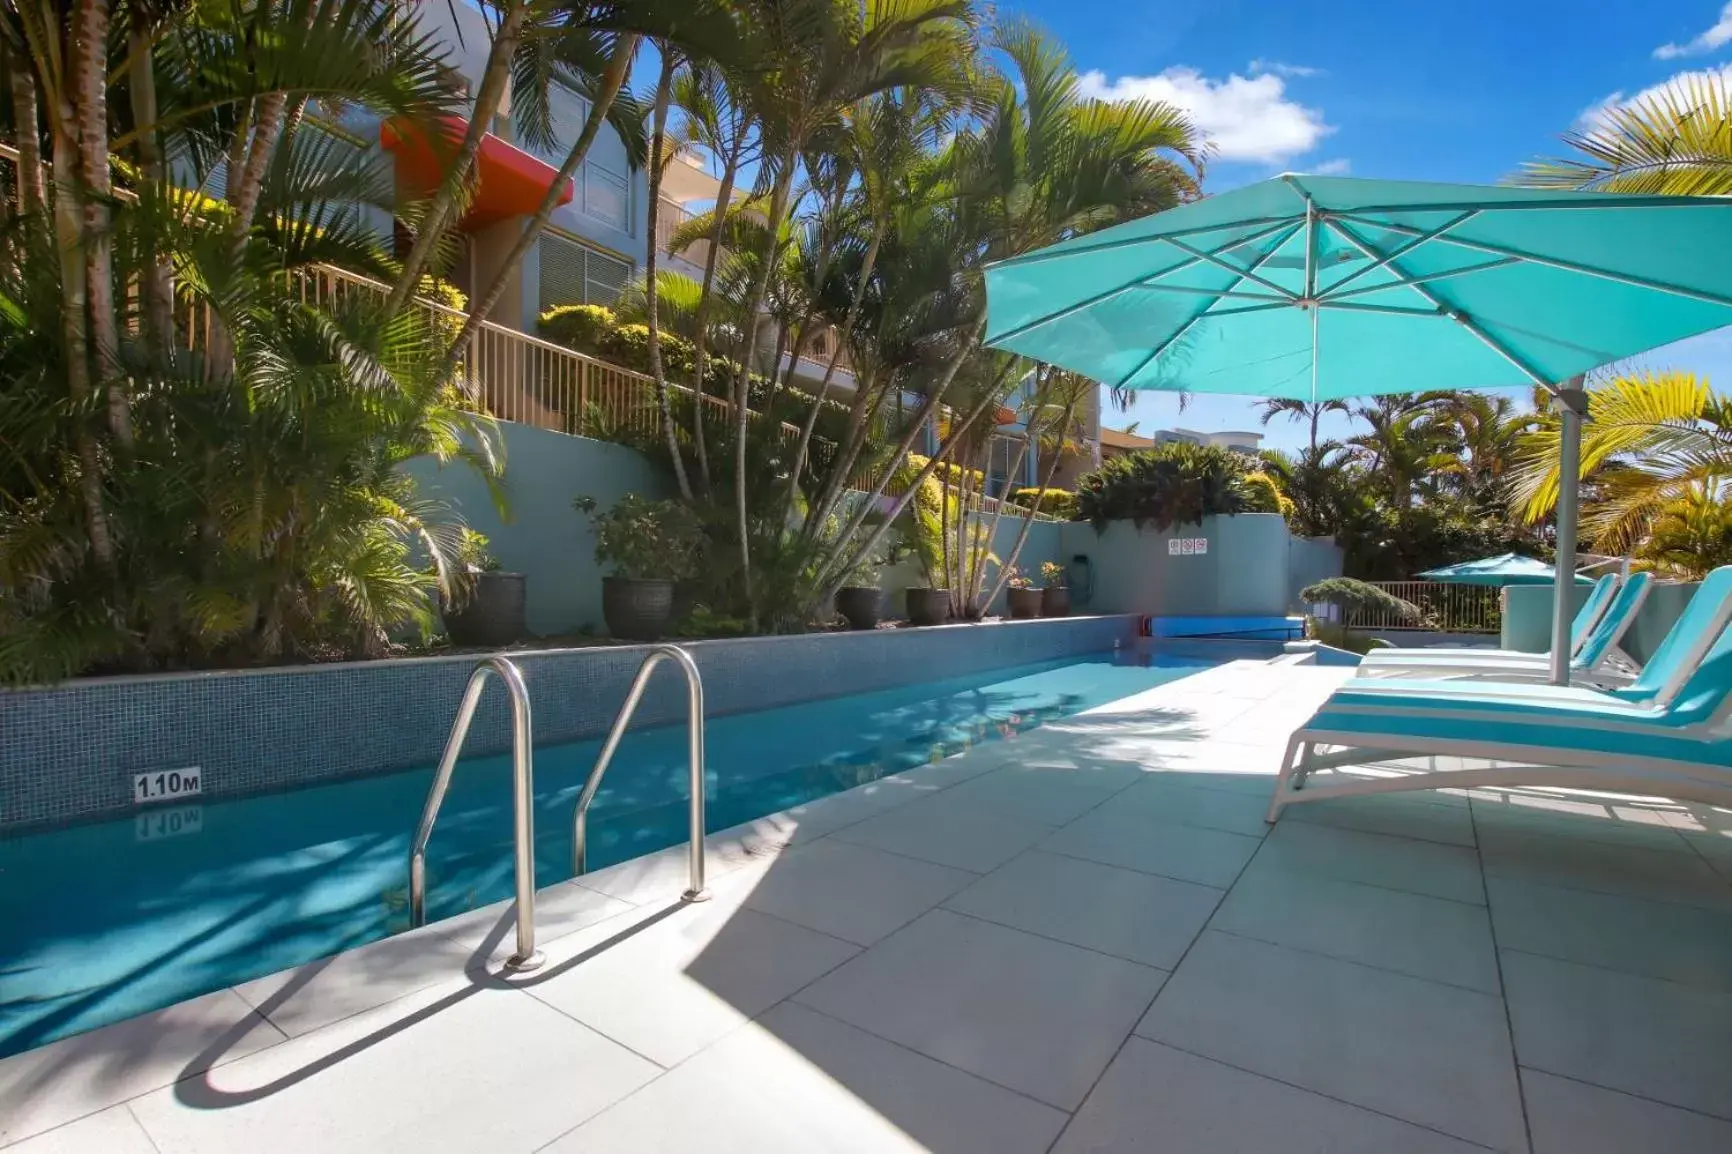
[1549,383,1588,686]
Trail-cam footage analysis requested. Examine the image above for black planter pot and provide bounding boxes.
[1006,587,1043,619]
[906,587,950,627]
[835,586,884,630]
[1041,586,1071,618]
[603,576,675,640]
[445,572,528,647]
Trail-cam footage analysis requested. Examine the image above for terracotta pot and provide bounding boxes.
[1041,586,1071,617]
[905,587,950,627]
[835,586,884,630]
[602,576,675,640]
[444,572,528,647]
[1006,587,1043,619]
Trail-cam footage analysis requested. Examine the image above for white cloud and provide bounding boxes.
[1576,63,1732,130]
[1249,59,1323,79]
[1310,158,1352,175]
[1655,2,1732,59]
[1077,67,1331,164]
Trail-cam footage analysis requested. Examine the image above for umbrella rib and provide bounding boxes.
[1161,236,1301,300]
[1325,217,1554,388]
[1316,210,1478,299]
[1331,211,1732,311]
[986,220,1299,345]
[984,214,1297,270]
[1324,257,1521,302]
[1316,300,1444,318]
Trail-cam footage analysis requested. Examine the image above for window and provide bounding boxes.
[987,434,1029,498]
[582,162,631,232]
[539,232,633,309]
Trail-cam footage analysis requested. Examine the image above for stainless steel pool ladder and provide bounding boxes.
[573,644,709,903]
[407,655,544,971]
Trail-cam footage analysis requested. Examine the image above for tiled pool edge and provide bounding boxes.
[0,615,1140,831]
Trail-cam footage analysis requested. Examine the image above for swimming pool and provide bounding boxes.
[0,649,1212,1056]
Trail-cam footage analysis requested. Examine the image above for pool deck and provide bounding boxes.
[5,658,1732,1152]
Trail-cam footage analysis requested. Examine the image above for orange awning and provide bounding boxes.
[381,116,574,230]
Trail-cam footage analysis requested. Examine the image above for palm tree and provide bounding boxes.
[1256,397,1348,452]
[1510,371,1732,557]
[1347,396,1456,507]
[1517,72,1732,194]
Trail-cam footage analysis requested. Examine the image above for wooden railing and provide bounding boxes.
[1345,580,1502,634]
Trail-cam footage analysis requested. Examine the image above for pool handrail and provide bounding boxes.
[573,644,709,903]
[407,655,543,971]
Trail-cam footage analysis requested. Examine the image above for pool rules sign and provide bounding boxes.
[1167,537,1208,556]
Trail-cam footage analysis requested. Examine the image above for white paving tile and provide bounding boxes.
[1054,1037,1491,1154]
[0,988,285,1147]
[1095,775,1275,837]
[928,758,1145,825]
[1501,948,1732,1120]
[0,1107,158,1154]
[232,924,478,1037]
[829,792,1057,873]
[1479,824,1732,910]
[739,839,978,946]
[1258,818,1486,904]
[944,849,1221,969]
[1521,1068,1732,1154]
[430,880,633,959]
[520,896,858,1067]
[127,980,657,1154]
[1471,792,1693,853]
[1486,875,1732,993]
[544,1002,1067,1154]
[575,833,776,906]
[1214,864,1501,992]
[795,909,1167,1110]
[1283,791,1477,847]
[1040,806,1262,888]
[1137,931,1526,1151]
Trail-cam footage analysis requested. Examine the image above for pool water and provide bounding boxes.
[0,650,1211,1056]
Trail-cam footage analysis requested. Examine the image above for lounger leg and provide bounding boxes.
[1267,735,1305,824]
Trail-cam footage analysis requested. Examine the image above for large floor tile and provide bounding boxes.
[0,988,285,1146]
[1478,823,1732,910]
[1487,875,1732,993]
[1258,818,1486,904]
[233,925,478,1038]
[944,850,1221,969]
[544,1002,1067,1154]
[1214,864,1500,992]
[1137,931,1525,1151]
[829,792,1057,873]
[794,909,1166,1111]
[1053,1037,1490,1154]
[1040,806,1262,888]
[740,839,978,946]
[1521,1068,1732,1154]
[1501,948,1732,1120]
[127,983,657,1154]
[929,758,1144,825]
[0,1106,158,1154]
[431,880,633,958]
[522,899,858,1067]
[1283,791,1477,847]
[1471,792,1693,853]
[1096,776,1274,837]
[575,834,775,906]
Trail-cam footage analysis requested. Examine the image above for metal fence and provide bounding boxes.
[1345,580,1502,634]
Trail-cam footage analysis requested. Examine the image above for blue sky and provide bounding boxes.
[1011,0,1732,450]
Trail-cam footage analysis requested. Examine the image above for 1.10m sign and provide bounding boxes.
[133,767,202,804]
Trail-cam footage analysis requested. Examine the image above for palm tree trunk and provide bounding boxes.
[10,45,44,213]
[643,49,692,501]
[1309,406,1319,452]
[686,128,744,494]
[74,0,129,450]
[441,33,636,369]
[128,18,173,364]
[793,228,880,536]
[970,433,1030,610]
[728,151,797,626]
[981,394,1079,610]
[388,0,529,313]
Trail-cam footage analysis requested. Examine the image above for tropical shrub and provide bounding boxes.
[1300,578,1420,623]
[1040,560,1068,589]
[575,494,705,581]
[538,305,616,355]
[1010,487,1078,519]
[1075,443,1253,531]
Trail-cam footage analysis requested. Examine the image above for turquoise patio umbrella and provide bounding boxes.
[1418,553,1594,586]
[984,174,1732,684]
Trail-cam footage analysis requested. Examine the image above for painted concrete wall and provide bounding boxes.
[404,422,671,636]
[1057,514,1300,617]
[1288,536,1346,607]
[1501,583,1598,655]
[877,515,1067,617]
[1504,578,1698,663]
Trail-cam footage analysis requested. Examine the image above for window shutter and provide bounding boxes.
[539,233,632,310]
[584,250,629,305]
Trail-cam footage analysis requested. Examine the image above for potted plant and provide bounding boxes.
[1004,567,1042,619]
[575,494,703,641]
[1040,560,1071,617]
[835,554,886,631]
[905,586,950,626]
[443,530,529,647]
